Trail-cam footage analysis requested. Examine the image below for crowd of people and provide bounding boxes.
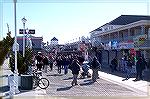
[33,51,149,86]
[33,51,102,86]
[110,55,148,81]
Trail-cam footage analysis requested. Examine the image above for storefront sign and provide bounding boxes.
[111,41,118,49]
[118,42,134,49]
[134,34,147,47]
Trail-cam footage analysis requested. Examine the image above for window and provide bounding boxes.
[111,26,113,29]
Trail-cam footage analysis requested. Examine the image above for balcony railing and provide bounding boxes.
[101,34,147,43]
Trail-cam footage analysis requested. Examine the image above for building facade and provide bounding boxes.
[51,37,58,45]
[90,15,150,69]
[17,36,43,53]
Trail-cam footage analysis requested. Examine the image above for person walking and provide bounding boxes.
[90,56,101,82]
[36,52,43,71]
[134,56,146,81]
[43,56,49,73]
[56,56,62,74]
[63,56,70,74]
[110,57,118,72]
[49,57,54,71]
[69,59,80,86]
[122,58,133,81]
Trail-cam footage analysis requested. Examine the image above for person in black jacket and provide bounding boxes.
[134,56,146,81]
[90,56,101,82]
[56,56,62,74]
[43,56,49,73]
[49,56,54,71]
[110,57,118,72]
[70,59,80,86]
[36,53,43,71]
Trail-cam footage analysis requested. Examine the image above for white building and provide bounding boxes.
[51,37,58,45]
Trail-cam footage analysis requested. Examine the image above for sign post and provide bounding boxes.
[10,0,20,96]
[21,17,27,57]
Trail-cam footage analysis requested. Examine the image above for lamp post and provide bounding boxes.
[22,17,27,57]
[13,0,20,95]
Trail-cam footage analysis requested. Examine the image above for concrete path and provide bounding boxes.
[1,59,150,98]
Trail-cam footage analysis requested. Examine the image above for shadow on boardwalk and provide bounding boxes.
[57,86,72,91]
[63,77,73,80]
[46,74,63,77]
[80,81,94,86]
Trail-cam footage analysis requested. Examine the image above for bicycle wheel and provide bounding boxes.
[32,76,39,89]
[38,78,49,89]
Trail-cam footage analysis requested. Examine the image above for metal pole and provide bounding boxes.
[0,2,3,40]
[26,28,29,48]
[147,1,149,15]
[14,0,20,94]
[23,21,25,57]
[7,23,9,33]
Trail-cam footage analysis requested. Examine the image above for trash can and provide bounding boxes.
[21,75,33,90]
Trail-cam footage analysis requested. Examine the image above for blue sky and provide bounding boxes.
[0,0,150,44]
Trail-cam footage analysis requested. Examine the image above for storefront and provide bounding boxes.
[134,34,150,69]
[117,40,134,59]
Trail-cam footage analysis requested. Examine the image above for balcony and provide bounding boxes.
[101,38,122,44]
[100,33,148,45]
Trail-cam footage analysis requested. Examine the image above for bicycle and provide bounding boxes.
[32,69,49,89]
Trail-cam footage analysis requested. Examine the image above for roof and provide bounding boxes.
[91,15,150,32]
[108,15,150,25]
[90,23,109,33]
[51,37,58,41]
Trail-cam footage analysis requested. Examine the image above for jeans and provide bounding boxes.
[126,67,132,78]
[72,74,78,85]
[44,65,48,73]
[58,65,61,74]
[64,65,68,74]
[92,69,99,82]
[136,69,143,80]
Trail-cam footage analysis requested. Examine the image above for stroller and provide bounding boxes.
[80,61,91,79]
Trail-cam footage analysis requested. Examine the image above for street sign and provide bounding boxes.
[29,29,35,34]
[19,29,35,34]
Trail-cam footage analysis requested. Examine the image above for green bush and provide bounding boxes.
[0,32,14,67]
[10,48,33,75]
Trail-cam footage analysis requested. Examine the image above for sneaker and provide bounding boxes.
[133,79,139,81]
[122,78,128,81]
[75,83,79,86]
[71,82,74,86]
